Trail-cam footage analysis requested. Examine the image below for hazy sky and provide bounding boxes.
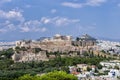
[0,0,120,41]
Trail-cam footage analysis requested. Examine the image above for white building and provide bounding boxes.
[97,40,120,55]
[108,69,120,78]
[100,60,120,69]
[0,41,15,50]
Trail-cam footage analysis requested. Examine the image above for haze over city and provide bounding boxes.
[0,0,120,41]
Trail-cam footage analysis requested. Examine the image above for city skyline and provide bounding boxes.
[0,0,120,41]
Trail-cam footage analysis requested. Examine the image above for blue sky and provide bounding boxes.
[0,0,120,41]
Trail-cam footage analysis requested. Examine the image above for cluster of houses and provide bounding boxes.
[69,60,120,80]
[97,40,120,56]
[0,34,120,79]
[0,41,15,51]
[0,34,119,63]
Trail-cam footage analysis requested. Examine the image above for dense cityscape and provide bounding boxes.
[0,34,120,80]
[1,0,120,80]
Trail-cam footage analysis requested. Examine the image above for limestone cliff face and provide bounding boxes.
[12,51,48,62]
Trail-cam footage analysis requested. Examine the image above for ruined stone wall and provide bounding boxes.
[12,51,48,62]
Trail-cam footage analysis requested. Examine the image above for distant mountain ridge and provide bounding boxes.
[0,40,16,42]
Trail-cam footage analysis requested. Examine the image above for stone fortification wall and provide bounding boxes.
[12,51,48,62]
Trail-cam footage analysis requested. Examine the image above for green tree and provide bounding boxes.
[16,71,77,80]
[87,67,92,71]
[15,74,34,80]
[114,65,119,70]
[97,64,102,69]
[1,48,14,58]
[76,37,79,41]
